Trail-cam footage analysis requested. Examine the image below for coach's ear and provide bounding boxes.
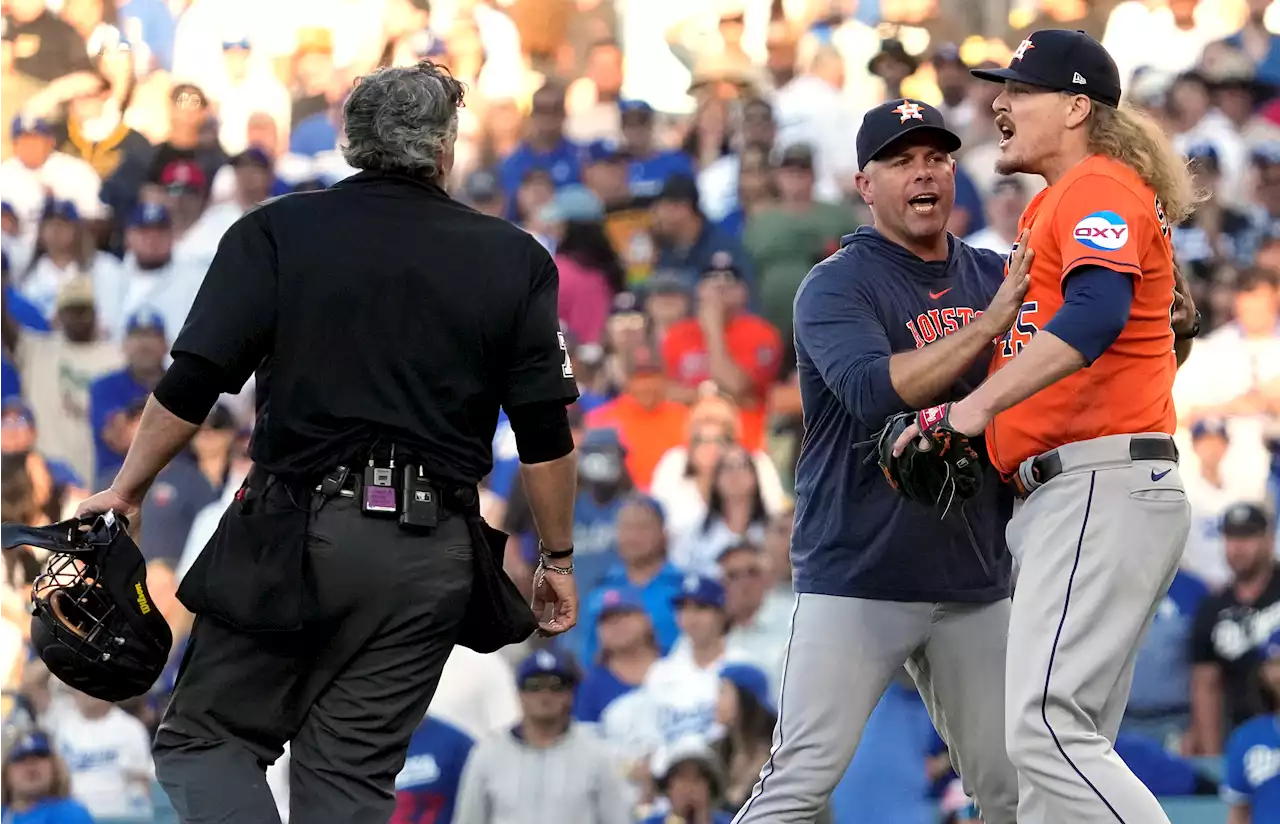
[1064,93,1092,130]
[854,169,874,205]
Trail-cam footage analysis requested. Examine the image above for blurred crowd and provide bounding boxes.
[0,0,1279,822]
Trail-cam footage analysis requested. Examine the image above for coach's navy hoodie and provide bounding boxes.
[790,227,1014,603]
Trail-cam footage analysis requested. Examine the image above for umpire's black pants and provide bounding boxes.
[153,484,474,824]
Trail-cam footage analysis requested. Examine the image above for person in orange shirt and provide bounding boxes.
[585,344,689,490]
[893,30,1202,824]
[660,252,783,451]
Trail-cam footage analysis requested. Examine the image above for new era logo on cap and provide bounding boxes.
[1073,72,1086,84]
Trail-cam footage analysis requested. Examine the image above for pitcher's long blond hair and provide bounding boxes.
[1085,102,1205,223]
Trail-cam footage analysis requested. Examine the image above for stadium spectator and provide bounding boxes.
[1,115,104,248]
[1122,566,1210,751]
[714,662,777,812]
[640,736,733,824]
[17,199,117,320]
[717,541,789,687]
[669,444,768,578]
[0,730,93,824]
[393,713,476,824]
[575,593,660,724]
[46,690,153,819]
[619,99,695,200]
[1190,503,1280,755]
[1221,627,1280,823]
[453,650,630,824]
[87,308,166,487]
[964,176,1027,254]
[565,426,633,595]
[4,0,92,82]
[651,174,756,297]
[579,493,683,664]
[586,343,689,490]
[1173,143,1253,287]
[94,203,201,342]
[1183,419,1251,589]
[498,80,582,200]
[146,82,225,187]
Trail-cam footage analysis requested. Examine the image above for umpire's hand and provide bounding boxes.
[531,562,578,636]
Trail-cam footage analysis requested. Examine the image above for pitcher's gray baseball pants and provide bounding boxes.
[1005,433,1189,824]
[732,594,1018,824]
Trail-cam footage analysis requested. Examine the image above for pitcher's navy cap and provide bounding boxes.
[971,30,1122,109]
[856,99,961,170]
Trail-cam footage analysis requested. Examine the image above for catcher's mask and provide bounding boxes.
[1,512,172,702]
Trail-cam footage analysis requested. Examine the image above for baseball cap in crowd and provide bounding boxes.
[580,426,625,455]
[462,169,500,203]
[6,731,53,762]
[230,147,273,170]
[701,249,743,280]
[931,42,966,68]
[41,199,80,223]
[1222,502,1271,538]
[222,37,251,51]
[644,269,692,298]
[581,139,629,166]
[674,574,726,609]
[656,173,701,208]
[720,662,776,715]
[856,99,962,170]
[55,275,95,312]
[598,589,648,620]
[125,308,166,338]
[622,492,666,524]
[650,735,726,792]
[539,185,604,223]
[129,202,172,229]
[619,99,655,123]
[1251,141,1280,167]
[159,159,208,194]
[776,143,815,170]
[516,649,579,689]
[970,29,1122,109]
[11,114,53,140]
[2,396,35,427]
[1264,627,1280,661]
[1190,418,1229,441]
[1185,142,1220,165]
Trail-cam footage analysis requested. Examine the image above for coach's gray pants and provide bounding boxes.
[732,594,1018,824]
[1005,433,1189,824]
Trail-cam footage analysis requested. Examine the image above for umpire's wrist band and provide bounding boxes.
[539,543,574,560]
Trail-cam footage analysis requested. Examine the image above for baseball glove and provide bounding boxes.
[874,403,983,512]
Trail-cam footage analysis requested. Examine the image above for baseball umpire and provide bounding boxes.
[733,99,1032,824]
[895,31,1202,822]
[75,61,582,823]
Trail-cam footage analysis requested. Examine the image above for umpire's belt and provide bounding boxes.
[1012,434,1179,499]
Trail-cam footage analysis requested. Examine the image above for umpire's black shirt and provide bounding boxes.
[172,171,580,485]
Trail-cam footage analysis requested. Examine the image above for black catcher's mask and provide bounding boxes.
[1,512,172,702]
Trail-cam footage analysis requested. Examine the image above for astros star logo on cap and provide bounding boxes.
[892,101,924,123]
[1012,38,1034,62]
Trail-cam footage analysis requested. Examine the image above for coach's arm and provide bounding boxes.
[793,236,1033,429]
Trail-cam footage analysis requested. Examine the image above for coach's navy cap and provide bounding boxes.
[1222,502,1270,538]
[971,30,1122,109]
[856,99,961,170]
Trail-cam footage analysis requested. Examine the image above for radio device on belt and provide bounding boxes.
[362,445,399,517]
[399,464,439,530]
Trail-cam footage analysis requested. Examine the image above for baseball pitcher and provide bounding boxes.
[895,29,1202,823]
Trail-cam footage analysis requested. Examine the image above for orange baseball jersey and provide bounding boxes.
[985,155,1178,477]
[661,315,783,451]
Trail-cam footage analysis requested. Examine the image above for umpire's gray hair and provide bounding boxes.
[341,61,466,180]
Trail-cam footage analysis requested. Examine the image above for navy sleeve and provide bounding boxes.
[1042,264,1133,365]
[794,267,905,428]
